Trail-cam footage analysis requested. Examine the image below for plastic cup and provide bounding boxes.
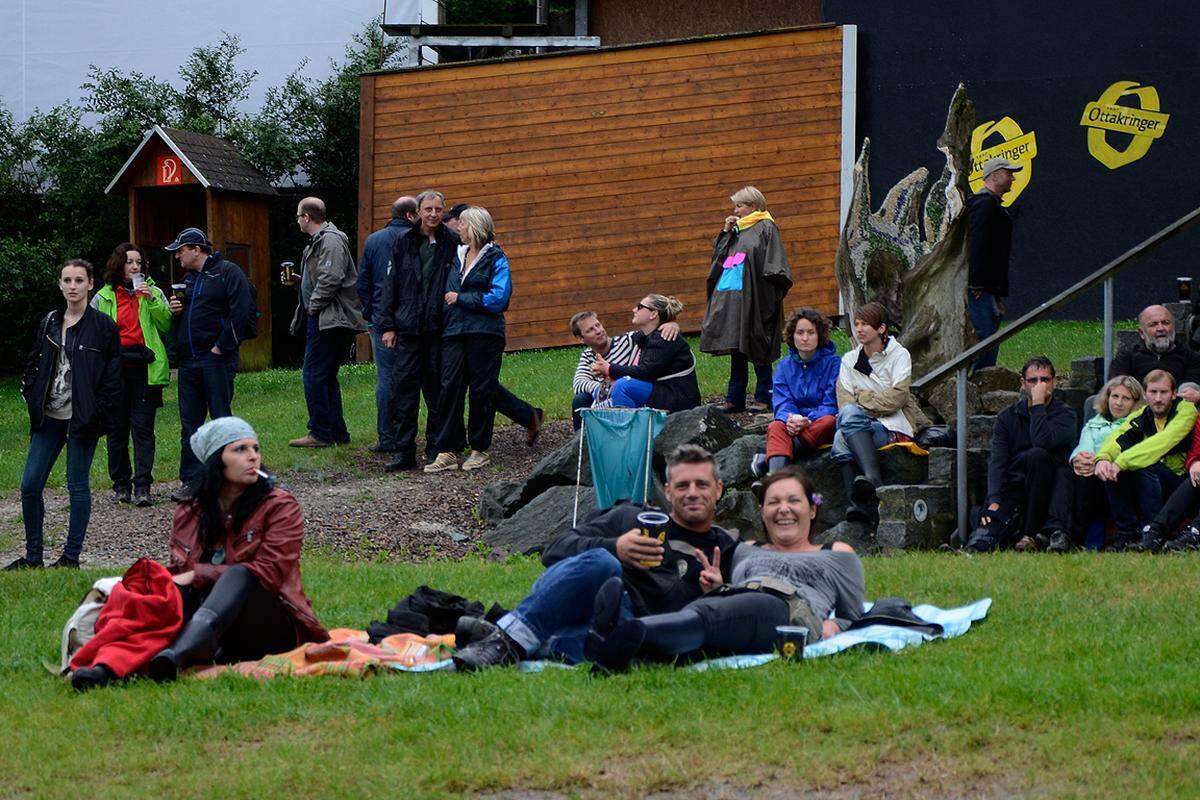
[636,510,669,568]
[131,273,146,292]
[775,625,808,661]
[171,283,186,303]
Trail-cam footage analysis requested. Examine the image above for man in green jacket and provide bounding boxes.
[1095,369,1198,548]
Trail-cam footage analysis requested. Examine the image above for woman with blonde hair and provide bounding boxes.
[700,185,792,413]
[591,294,700,413]
[425,206,513,473]
[1069,374,1144,551]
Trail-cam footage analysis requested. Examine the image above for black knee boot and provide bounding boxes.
[149,566,255,681]
[843,462,869,524]
[844,431,882,527]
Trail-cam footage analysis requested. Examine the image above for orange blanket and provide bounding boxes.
[192,628,455,679]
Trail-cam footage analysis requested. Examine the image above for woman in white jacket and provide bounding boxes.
[833,302,924,527]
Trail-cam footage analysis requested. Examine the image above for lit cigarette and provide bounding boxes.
[256,469,269,479]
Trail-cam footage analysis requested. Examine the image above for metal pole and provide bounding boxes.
[955,367,969,545]
[1103,276,1115,381]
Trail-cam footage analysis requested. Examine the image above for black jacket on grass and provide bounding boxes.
[541,503,738,616]
[986,397,1077,505]
[22,306,120,438]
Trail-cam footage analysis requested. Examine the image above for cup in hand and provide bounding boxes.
[636,511,669,568]
[171,283,187,303]
[131,273,146,292]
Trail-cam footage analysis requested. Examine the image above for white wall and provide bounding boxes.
[0,0,438,122]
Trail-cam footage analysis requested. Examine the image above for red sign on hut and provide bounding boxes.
[156,155,182,185]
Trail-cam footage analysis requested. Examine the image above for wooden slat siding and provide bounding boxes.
[362,27,844,351]
[357,74,377,265]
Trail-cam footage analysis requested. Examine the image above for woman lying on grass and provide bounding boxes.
[584,466,865,672]
[71,417,329,689]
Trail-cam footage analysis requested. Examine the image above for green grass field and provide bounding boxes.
[3,552,1198,798]
[0,320,1132,494]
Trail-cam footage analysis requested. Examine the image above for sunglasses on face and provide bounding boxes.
[636,303,653,312]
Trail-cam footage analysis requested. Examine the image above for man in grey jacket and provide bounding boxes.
[289,197,367,447]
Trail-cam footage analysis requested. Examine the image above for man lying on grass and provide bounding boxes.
[453,444,740,670]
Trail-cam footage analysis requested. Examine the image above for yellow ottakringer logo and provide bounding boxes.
[1080,81,1169,169]
[969,117,1037,207]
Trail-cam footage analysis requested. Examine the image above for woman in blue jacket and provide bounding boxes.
[425,206,513,473]
[755,308,840,476]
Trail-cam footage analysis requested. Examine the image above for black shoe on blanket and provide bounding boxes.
[452,627,524,672]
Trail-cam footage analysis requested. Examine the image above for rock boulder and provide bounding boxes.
[485,485,596,556]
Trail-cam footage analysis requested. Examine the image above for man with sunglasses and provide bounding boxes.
[968,356,1076,552]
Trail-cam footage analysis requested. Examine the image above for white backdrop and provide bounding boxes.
[0,0,439,122]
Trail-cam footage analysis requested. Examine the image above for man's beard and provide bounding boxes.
[1147,334,1175,354]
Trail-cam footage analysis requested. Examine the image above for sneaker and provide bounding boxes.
[424,452,460,473]
[1046,530,1072,554]
[452,627,523,672]
[170,484,197,503]
[1163,525,1200,552]
[526,408,544,447]
[288,434,333,448]
[3,556,43,571]
[750,453,768,480]
[1132,523,1166,553]
[461,451,491,471]
[110,487,131,504]
[965,527,998,553]
[50,555,80,569]
[133,487,152,507]
[454,616,498,648]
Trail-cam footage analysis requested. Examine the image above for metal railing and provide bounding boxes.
[910,205,1200,542]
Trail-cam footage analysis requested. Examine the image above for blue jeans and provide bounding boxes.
[498,549,630,664]
[369,324,398,448]
[178,350,238,482]
[830,404,889,463]
[21,417,98,562]
[727,352,773,406]
[610,377,654,408]
[302,315,352,443]
[571,391,593,430]
[967,290,1002,370]
[1105,462,1183,532]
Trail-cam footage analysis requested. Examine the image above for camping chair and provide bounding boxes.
[573,407,667,527]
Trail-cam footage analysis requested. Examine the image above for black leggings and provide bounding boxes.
[639,590,792,659]
[180,565,299,662]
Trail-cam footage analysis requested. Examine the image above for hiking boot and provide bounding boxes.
[3,556,43,571]
[1163,525,1200,552]
[288,434,333,448]
[454,616,498,648]
[170,483,196,503]
[384,456,418,473]
[70,664,114,692]
[1132,524,1167,553]
[424,452,460,473]
[452,626,523,672]
[461,451,491,471]
[1046,530,1072,554]
[526,408,544,446]
[133,486,152,507]
[110,487,132,504]
[50,555,80,569]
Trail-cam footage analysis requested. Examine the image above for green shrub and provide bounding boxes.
[0,239,61,372]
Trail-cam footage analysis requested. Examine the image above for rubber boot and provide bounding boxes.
[844,430,882,528]
[843,462,870,525]
[148,608,220,682]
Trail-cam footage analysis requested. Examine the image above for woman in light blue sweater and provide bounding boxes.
[1071,375,1143,547]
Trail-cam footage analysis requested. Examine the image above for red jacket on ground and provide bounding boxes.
[69,558,183,677]
[169,488,329,644]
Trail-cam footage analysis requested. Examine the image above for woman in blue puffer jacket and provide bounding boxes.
[754,308,841,477]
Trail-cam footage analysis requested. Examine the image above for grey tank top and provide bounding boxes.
[730,544,865,624]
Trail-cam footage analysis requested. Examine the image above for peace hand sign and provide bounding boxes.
[695,547,723,593]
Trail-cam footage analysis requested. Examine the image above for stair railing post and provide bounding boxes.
[956,367,969,545]
[1103,276,1115,381]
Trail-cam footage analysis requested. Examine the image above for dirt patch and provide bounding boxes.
[0,421,573,568]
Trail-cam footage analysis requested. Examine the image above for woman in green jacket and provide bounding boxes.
[90,243,171,506]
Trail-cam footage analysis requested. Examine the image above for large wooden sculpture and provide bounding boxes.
[834,85,976,380]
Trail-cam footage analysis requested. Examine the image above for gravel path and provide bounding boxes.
[0,421,573,569]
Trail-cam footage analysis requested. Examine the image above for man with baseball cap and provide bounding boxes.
[164,226,255,501]
[967,157,1023,370]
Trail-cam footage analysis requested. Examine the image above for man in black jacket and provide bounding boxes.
[967,157,1021,371]
[968,356,1077,553]
[453,445,739,671]
[1109,304,1200,404]
[165,228,255,500]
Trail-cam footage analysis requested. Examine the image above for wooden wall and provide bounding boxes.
[207,191,273,370]
[360,26,845,351]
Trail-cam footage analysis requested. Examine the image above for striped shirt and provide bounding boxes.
[572,332,639,395]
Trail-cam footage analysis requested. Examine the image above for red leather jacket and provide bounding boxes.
[169,488,328,643]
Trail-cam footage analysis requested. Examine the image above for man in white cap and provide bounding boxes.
[967,157,1023,370]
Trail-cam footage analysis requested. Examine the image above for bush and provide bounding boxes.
[0,239,63,372]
